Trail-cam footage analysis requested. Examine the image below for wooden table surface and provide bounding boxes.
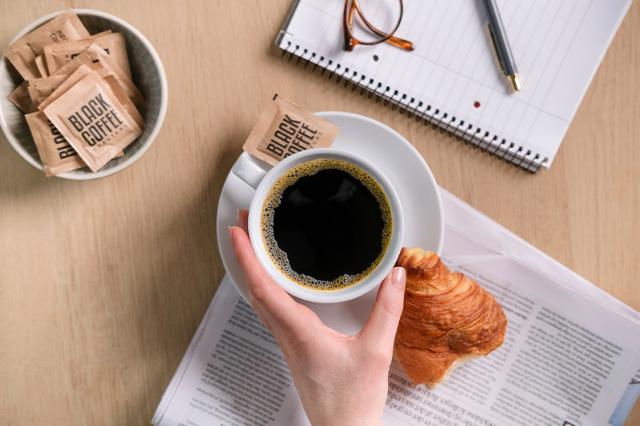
[0,1,638,425]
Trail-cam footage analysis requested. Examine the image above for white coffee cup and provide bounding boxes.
[231,148,404,304]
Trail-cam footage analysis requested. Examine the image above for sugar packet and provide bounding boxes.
[5,11,89,79]
[43,72,142,171]
[47,45,143,108]
[38,64,99,110]
[44,32,132,78]
[85,44,143,107]
[243,95,338,165]
[26,74,68,106]
[48,49,96,77]
[25,111,85,176]
[8,82,35,113]
[38,64,143,129]
[29,67,130,163]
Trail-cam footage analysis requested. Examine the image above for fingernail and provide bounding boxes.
[391,267,406,287]
[228,225,234,235]
[236,209,241,226]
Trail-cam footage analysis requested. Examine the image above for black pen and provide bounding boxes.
[482,0,521,91]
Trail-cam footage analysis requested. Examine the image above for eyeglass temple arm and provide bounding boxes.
[384,34,414,50]
[343,0,357,50]
[354,0,414,50]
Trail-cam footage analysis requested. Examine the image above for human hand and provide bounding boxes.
[230,210,406,426]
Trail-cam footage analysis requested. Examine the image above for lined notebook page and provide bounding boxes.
[278,0,631,167]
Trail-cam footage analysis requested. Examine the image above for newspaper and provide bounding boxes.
[152,190,640,426]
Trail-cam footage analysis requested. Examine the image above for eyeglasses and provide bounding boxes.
[343,0,414,52]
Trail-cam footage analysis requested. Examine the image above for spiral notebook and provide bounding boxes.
[276,0,632,172]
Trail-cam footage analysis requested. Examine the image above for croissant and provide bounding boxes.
[394,248,507,387]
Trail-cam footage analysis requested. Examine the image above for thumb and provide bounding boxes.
[358,267,406,354]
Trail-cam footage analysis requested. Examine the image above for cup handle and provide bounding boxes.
[231,152,270,189]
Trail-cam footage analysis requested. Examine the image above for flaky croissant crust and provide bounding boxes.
[394,248,508,387]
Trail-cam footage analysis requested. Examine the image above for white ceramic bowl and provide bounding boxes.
[0,9,168,179]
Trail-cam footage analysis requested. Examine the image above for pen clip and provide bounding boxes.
[485,23,506,74]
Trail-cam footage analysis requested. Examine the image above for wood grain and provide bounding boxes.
[0,1,638,424]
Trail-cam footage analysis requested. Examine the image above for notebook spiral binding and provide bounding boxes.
[279,40,548,173]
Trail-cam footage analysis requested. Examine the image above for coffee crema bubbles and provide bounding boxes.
[261,158,392,291]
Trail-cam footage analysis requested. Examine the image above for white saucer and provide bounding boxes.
[216,112,444,334]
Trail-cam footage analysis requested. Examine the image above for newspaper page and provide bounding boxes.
[153,192,640,426]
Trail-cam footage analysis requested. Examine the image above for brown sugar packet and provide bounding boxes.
[43,72,142,171]
[48,45,143,108]
[25,12,90,54]
[20,54,93,112]
[5,44,40,80]
[34,55,49,77]
[39,65,143,129]
[6,11,89,79]
[38,64,98,110]
[243,94,339,165]
[26,74,68,106]
[37,65,129,159]
[84,44,143,108]
[25,111,85,176]
[44,32,132,78]
[8,82,35,113]
[49,49,96,77]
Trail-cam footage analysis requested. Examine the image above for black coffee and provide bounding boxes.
[262,158,392,290]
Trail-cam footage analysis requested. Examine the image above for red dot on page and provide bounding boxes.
[474,101,481,108]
